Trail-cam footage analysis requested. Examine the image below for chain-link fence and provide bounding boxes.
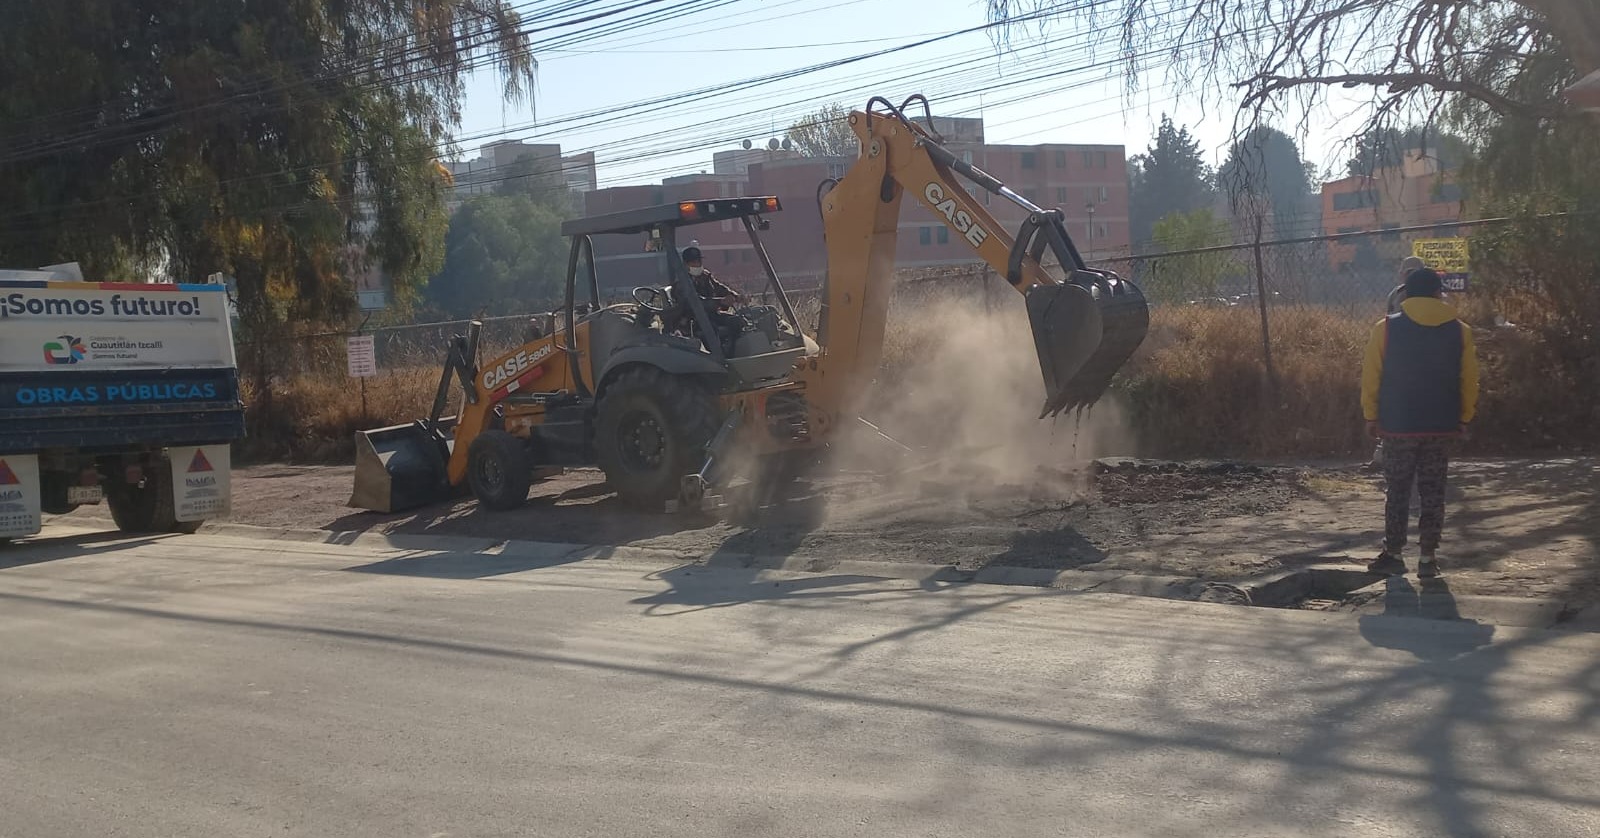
[849,216,1595,459]
[235,311,556,461]
[237,216,1591,462]
[237,312,547,382]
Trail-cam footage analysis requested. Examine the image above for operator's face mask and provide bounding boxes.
[687,266,704,277]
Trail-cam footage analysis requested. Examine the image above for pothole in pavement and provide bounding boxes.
[1197,565,1382,610]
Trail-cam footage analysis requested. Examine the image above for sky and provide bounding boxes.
[450,0,1379,188]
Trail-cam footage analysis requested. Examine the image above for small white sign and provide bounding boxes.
[346,335,377,378]
[169,445,231,522]
[357,289,389,311]
[0,454,43,538]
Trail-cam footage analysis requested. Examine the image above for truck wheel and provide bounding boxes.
[595,367,719,508]
[106,458,193,534]
[467,430,533,511]
[39,472,79,516]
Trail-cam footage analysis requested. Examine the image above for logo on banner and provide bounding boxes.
[42,335,88,365]
[188,449,215,473]
[0,459,17,485]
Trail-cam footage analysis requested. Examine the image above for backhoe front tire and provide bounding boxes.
[595,367,720,508]
[467,430,534,511]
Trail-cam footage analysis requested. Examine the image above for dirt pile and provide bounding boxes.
[1090,458,1300,522]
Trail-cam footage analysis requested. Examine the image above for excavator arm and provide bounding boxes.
[799,96,1148,426]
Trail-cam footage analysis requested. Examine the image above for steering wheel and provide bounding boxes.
[632,285,668,312]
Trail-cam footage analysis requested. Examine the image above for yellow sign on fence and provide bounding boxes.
[1411,237,1470,291]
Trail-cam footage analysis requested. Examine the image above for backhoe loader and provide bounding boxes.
[350,94,1148,514]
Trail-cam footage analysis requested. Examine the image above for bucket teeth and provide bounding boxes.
[1026,273,1149,417]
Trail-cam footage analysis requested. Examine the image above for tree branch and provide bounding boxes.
[1237,71,1567,120]
[1513,0,1600,73]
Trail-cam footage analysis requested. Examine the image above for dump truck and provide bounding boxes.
[351,93,1148,514]
[0,269,244,541]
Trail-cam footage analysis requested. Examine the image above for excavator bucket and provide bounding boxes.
[1025,271,1150,417]
[348,418,458,513]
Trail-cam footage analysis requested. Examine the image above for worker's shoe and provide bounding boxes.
[1417,554,1441,579]
[1366,552,1406,576]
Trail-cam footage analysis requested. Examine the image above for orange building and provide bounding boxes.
[584,131,1130,293]
[1321,152,1465,273]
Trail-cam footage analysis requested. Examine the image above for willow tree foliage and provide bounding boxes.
[0,0,537,338]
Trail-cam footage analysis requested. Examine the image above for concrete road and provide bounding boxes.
[2,528,1598,838]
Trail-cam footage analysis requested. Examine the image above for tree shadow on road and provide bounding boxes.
[629,565,899,616]
[343,546,597,580]
[325,480,720,545]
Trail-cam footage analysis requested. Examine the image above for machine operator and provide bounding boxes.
[664,246,746,353]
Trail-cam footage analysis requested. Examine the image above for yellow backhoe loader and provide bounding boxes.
[350,94,1148,514]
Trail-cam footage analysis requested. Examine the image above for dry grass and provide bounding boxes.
[1117,307,1371,459]
[238,330,529,463]
[242,283,1592,464]
[1469,323,1599,453]
[241,366,444,463]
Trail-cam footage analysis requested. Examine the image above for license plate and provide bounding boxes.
[68,485,104,505]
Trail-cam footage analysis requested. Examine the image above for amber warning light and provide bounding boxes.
[676,197,783,221]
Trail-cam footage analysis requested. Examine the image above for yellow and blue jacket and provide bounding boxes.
[1361,297,1480,436]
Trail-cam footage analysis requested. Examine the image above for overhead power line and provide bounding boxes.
[0,0,736,165]
[0,1,1125,222]
[0,17,1206,231]
[0,17,1247,235]
[1,0,1095,167]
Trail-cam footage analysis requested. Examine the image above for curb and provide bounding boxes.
[53,516,1210,601]
[46,516,1585,630]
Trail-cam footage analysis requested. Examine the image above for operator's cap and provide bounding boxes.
[681,246,703,262]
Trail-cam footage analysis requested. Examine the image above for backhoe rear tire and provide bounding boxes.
[595,367,720,509]
[467,430,534,511]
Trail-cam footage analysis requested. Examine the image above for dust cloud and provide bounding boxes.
[848,284,1139,497]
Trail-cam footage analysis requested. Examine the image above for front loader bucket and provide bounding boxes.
[1026,271,1150,417]
[349,418,458,513]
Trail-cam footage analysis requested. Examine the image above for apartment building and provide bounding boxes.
[1321,151,1465,272]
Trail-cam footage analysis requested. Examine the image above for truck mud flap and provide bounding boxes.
[1026,273,1149,417]
[349,418,459,513]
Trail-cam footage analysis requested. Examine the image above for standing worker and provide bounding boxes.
[1386,255,1427,316]
[1360,267,1480,578]
[1368,255,1432,470]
